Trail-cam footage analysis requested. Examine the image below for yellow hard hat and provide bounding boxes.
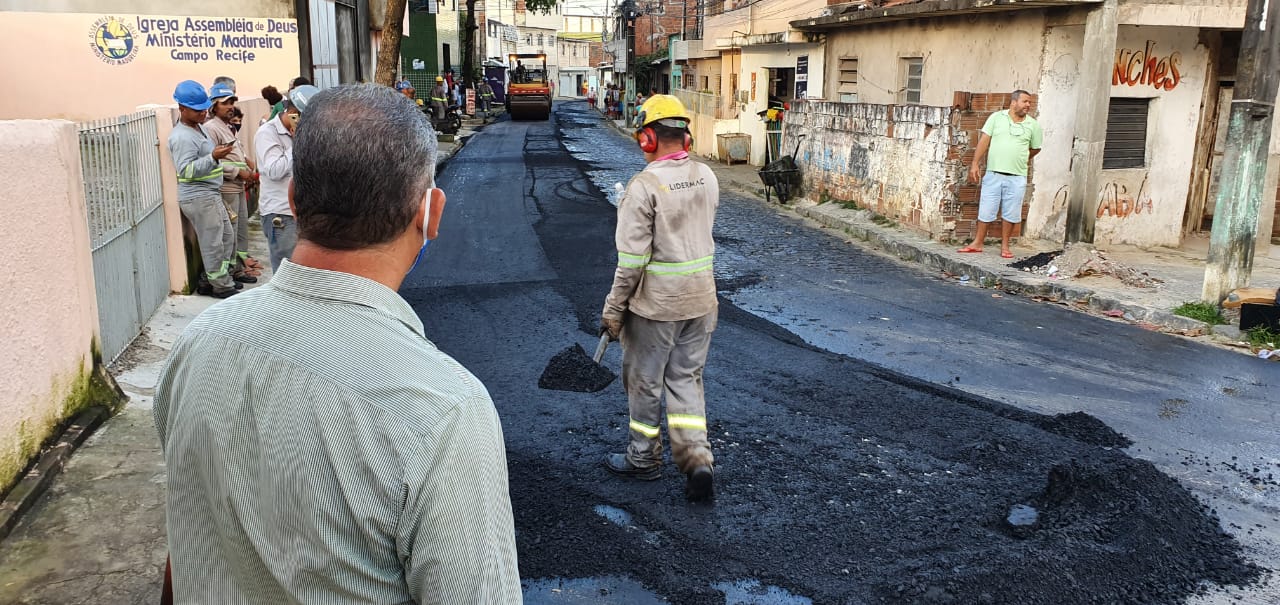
[436,76,445,82]
[637,94,691,129]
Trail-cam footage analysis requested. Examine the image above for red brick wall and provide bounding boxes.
[589,41,605,67]
[634,14,688,56]
[950,91,1039,242]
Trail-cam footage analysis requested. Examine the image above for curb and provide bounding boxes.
[791,203,1208,333]
[0,406,110,542]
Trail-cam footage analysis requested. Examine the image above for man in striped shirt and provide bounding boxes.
[155,84,521,603]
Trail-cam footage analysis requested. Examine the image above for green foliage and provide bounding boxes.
[871,214,897,228]
[1173,301,1227,325]
[523,0,562,13]
[1246,325,1280,349]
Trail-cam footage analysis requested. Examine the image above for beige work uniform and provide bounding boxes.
[602,155,719,472]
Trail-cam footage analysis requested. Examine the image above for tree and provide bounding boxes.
[374,0,410,86]
[462,0,479,88]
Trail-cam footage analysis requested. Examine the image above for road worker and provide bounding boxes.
[600,95,719,502]
[430,75,448,120]
[168,80,238,298]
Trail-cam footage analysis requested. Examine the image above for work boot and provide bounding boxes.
[233,273,258,284]
[210,288,239,299]
[603,453,660,481]
[685,465,714,502]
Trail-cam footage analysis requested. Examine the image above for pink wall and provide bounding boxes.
[0,120,101,480]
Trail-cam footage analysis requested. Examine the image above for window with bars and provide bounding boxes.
[900,57,923,104]
[1103,98,1150,169]
[838,56,858,103]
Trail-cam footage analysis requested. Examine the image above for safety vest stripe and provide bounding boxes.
[629,418,660,438]
[617,252,650,268]
[178,168,224,183]
[645,260,713,276]
[206,259,232,280]
[225,161,249,168]
[667,414,706,431]
[649,254,714,269]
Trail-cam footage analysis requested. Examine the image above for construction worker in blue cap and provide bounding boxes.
[167,80,239,297]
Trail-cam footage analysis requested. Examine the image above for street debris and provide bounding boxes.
[1011,244,1163,288]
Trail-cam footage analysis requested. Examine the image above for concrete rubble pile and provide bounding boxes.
[1016,243,1162,288]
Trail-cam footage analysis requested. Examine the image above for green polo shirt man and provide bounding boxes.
[958,89,1043,259]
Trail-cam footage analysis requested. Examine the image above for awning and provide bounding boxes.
[791,0,1101,31]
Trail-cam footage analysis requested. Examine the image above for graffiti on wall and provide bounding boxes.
[1113,40,1182,91]
[1096,177,1154,219]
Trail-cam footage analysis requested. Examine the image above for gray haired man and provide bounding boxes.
[156,84,521,602]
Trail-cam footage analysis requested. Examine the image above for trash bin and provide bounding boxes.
[717,133,750,165]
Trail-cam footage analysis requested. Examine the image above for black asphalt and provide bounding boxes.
[400,102,1271,603]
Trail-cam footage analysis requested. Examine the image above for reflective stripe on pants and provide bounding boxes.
[620,310,717,473]
[178,194,236,292]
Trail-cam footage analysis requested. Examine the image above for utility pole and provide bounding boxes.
[624,0,637,117]
[1203,0,1280,304]
[1063,0,1117,244]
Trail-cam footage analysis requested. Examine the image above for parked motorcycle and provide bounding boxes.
[425,103,462,135]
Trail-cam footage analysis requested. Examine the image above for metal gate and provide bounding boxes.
[78,112,170,363]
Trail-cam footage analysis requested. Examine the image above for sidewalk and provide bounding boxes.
[0,133,471,604]
[599,113,1280,349]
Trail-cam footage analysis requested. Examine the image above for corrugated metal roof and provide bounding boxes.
[791,0,1101,31]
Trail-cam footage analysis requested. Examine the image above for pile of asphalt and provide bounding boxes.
[538,343,616,393]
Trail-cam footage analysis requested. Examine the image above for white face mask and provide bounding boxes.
[407,188,436,275]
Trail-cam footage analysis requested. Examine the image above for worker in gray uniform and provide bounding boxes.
[167,80,238,298]
[600,95,719,502]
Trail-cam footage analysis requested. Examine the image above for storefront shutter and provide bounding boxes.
[1103,98,1149,169]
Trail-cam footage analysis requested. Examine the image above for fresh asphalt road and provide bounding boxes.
[401,101,1278,603]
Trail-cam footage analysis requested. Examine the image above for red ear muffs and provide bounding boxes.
[638,128,693,153]
[637,127,659,153]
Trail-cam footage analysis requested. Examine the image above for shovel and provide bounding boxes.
[538,331,618,393]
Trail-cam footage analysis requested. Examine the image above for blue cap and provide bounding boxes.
[173,80,212,111]
[208,82,237,102]
[394,80,413,91]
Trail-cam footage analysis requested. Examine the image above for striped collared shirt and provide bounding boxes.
[154,260,521,604]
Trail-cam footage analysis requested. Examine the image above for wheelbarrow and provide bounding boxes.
[758,135,804,204]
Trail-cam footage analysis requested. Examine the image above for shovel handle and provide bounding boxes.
[592,332,611,364]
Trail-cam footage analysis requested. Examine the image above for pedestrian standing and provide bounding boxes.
[957,89,1043,259]
[254,85,318,271]
[155,83,520,603]
[430,76,448,120]
[167,80,238,298]
[204,82,261,282]
[601,95,719,502]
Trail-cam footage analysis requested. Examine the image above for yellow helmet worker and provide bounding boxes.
[634,95,692,154]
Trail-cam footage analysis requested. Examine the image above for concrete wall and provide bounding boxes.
[0,120,102,487]
[702,0,826,49]
[0,11,301,120]
[787,101,968,239]
[821,11,1047,107]
[1030,24,1211,248]
[0,0,295,17]
[1117,0,1246,28]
